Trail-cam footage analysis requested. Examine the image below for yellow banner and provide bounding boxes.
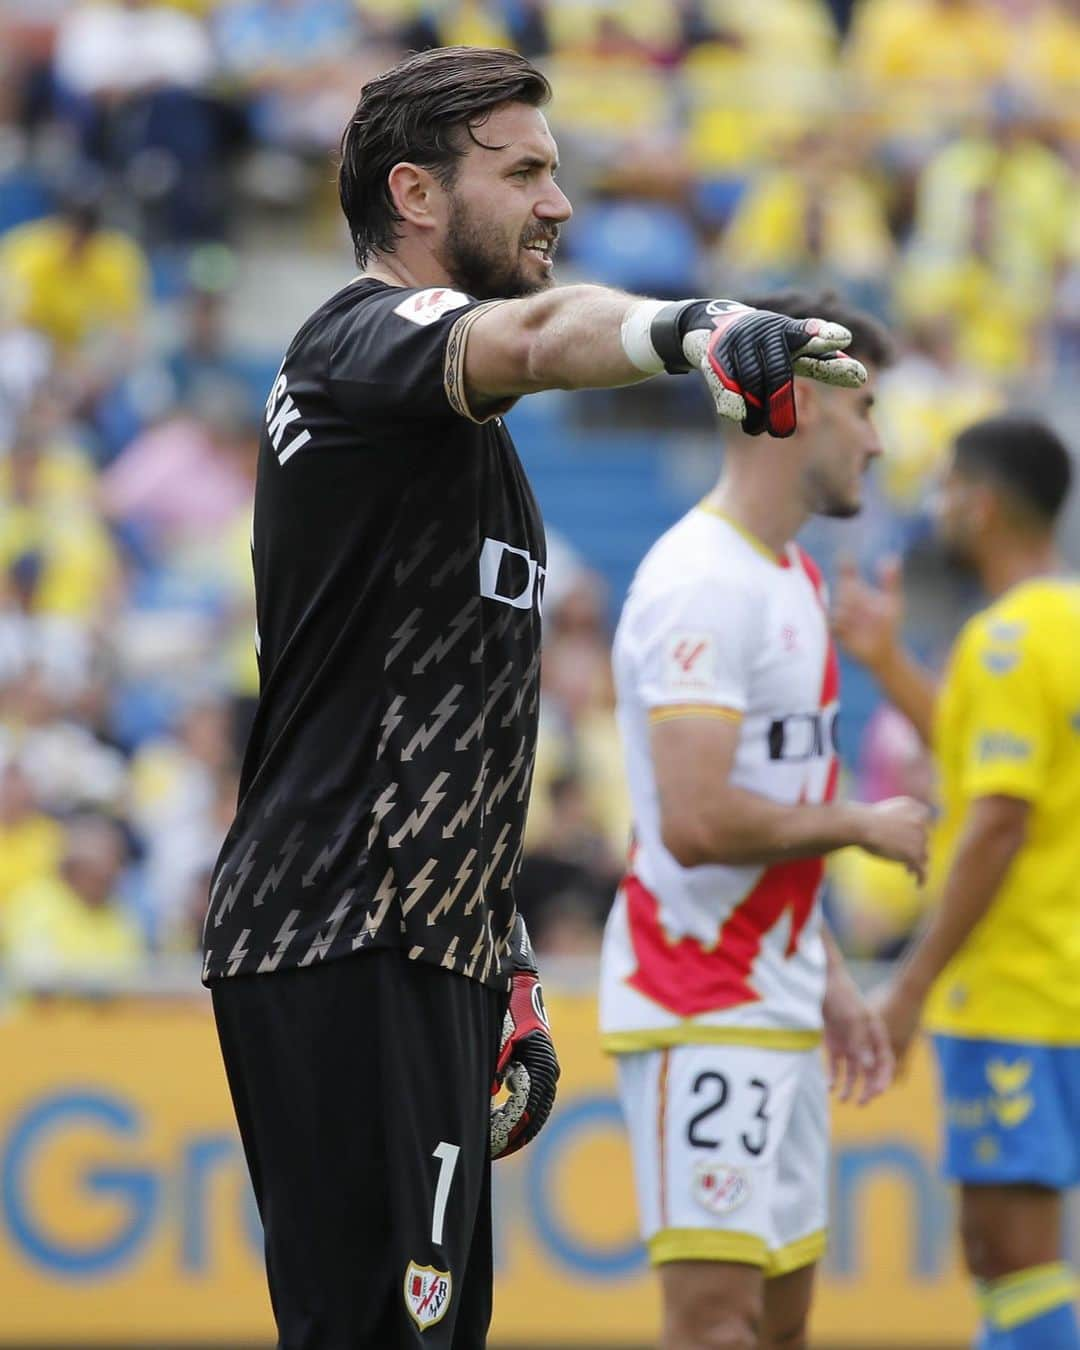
[0,992,974,1345]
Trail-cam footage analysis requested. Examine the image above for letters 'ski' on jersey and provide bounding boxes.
[205,283,546,989]
[601,504,840,1051]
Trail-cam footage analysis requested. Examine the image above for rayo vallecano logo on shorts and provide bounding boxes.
[404,1261,453,1330]
[692,1161,751,1217]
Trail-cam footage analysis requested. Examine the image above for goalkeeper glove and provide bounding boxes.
[623,298,867,438]
[490,915,559,1160]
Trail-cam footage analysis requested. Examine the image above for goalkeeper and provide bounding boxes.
[834,415,1080,1350]
[205,44,865,1350]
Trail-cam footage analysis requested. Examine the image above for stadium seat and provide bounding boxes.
[692,175,748,228]
[0,164,53,235]
[543,54,672,139]
[565,199,702,297]
[509,422,706,614]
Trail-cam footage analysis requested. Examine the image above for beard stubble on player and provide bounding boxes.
[802,459,866,521]
[438,189,559,301]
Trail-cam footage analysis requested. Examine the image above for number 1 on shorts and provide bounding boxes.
[431,1141,460,1246]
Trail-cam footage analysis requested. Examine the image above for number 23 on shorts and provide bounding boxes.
[663,1042,811,1173]
[685,1069,772,1157]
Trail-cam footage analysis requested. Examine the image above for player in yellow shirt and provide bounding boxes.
[0,762,63,914]
[1,814,143,987]
[833,414,1080,1349]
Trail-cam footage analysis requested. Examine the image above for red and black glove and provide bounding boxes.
[490,916,559,1160]
[649,299,866,438]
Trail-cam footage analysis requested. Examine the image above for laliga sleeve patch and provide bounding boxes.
[662,631,718,695]
[692,1161,751,1217]
[404,1261,453,1330]
[394,288,471,327]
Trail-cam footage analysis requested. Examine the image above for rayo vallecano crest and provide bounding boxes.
[404,1260,453,1330]
[692,1160,751,1217]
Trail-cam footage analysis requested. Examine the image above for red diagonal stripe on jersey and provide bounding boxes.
[624,859,824,1018]
[796,546,840,711]
[822,643,840,709]
[795,545,826,600]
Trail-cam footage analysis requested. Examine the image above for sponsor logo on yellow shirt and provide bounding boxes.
[976,732,1032,761]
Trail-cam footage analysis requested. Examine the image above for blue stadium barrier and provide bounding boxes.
[563,199,702,297]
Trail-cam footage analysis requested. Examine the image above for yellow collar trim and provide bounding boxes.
[696,500,788,566]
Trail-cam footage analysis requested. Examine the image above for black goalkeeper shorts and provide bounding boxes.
[211,950,506,1349]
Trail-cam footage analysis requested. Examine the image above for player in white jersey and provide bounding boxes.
[600,292,931,1350]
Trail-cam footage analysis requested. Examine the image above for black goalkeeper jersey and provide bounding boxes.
[203,280,545,989]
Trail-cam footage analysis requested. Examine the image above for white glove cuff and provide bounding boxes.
[619,299,671,375]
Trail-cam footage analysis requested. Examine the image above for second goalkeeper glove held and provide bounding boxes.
[628,298,867,437]
[490,916,559,1160]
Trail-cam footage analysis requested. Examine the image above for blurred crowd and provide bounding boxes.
[0,0,1077,984]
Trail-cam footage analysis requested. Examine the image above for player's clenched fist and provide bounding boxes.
[857,796,931,884]
[490,916,560,1159]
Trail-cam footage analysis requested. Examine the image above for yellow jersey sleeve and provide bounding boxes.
[956,617,1052,803]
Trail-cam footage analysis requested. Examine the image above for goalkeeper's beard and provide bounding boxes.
[439,191,555,301]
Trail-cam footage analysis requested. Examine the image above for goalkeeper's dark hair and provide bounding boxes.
[338,46,551,267]
[953,414,1073,526]
[739,288,896,370]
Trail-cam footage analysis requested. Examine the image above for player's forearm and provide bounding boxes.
[867,645,937,746]
[510,284,658,392]
[467,285,681,403]
[663,785,875,868]
[821,923,855,995]
[822,925,846,975]
[893,806,1025,1002]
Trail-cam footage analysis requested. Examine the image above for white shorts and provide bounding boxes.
[616,1043,828,1275]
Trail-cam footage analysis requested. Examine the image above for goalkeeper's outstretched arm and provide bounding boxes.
[461,288,867,437]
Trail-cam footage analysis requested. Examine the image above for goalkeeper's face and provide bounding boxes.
[801,365,883,519]
[436,103,570,300]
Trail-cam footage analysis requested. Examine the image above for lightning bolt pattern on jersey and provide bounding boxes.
[204,281,545,990]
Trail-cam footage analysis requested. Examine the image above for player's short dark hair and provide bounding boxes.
[339,46,551,267]
[738,288,896,370]
[953,414,1073,525]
